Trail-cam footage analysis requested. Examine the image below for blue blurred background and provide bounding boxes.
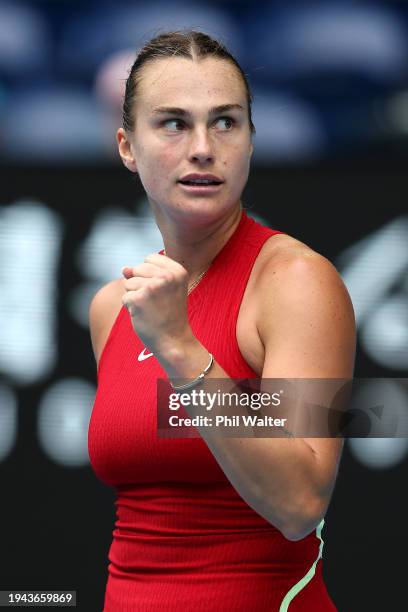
[1,0,408,163]
[1,2,408,611]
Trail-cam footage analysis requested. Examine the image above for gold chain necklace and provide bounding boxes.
[163,250,209,295]
[187,268,208,295]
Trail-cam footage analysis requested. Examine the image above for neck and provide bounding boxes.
[157,205,243,283]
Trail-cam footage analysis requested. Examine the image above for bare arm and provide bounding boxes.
[89,278,125,366]
[154,252,356,540]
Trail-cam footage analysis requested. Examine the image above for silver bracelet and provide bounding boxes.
[170,353,214,391]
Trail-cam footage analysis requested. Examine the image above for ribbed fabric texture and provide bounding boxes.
[88,210,337,611]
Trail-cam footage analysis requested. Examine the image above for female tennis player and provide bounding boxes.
[88,30,356,611]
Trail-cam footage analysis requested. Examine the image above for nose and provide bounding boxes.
[188,128,214,164]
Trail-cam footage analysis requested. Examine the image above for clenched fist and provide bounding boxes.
[121,253,195,357]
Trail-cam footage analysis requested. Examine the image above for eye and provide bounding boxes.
[215,116,235,130]
[162,119,184,131]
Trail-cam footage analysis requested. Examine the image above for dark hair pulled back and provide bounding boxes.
[122,30,255,135]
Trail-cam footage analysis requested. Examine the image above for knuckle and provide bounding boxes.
[132,289,145,303]
[164,271,175,283]
[123,290,143,309]
[153,276,166,287]
[125,277,142,291]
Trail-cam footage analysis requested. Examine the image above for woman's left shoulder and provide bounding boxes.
[257,231,332,274]
[255,233,350,304]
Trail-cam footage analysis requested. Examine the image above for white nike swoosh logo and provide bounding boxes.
[138,348,154,362]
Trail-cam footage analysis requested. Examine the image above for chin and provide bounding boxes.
[177,200,240,226]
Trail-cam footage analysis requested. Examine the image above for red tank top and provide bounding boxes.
[88,209,337,611]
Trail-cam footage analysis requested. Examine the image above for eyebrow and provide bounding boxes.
[151,104,245,116]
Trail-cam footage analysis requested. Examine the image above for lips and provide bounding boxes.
[178,173,224,185]
[178,182,223,194]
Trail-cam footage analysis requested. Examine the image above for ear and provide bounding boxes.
[249,142,254,158]
[117,128,138,173]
